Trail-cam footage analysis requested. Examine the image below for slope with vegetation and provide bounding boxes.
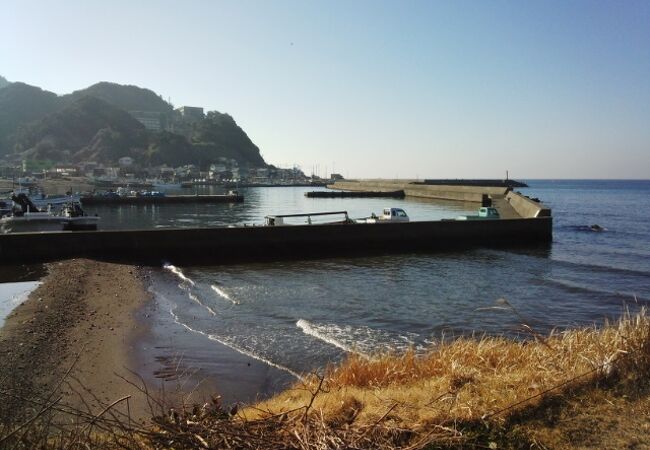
[13,96,146,163]
[1,307,649,449]
[0,79,267,168]
[0,82,62,155]
[63,81,173,113]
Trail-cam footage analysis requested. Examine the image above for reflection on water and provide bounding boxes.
[87,186,477,230]
[143,181,650,381]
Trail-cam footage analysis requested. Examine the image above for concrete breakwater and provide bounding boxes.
[417,179,528,188]
[0,217,551,265]
[80,193,243,205]
[305,190,405,198]
[328,180,551,218]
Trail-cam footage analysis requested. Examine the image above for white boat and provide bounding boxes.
[30,193,81,209]
[0,194,99,234]
[0,211,68,233]
[147,179,182,190]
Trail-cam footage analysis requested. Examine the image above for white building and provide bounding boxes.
[118,156,134,168]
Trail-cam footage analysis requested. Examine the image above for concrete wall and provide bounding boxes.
[506,191,552,218]
[0,218,552,265]
[328,180,508,203]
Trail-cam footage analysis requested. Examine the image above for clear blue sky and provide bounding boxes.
[2,0,649,178]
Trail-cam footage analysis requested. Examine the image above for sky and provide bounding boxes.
[2,0,649,179]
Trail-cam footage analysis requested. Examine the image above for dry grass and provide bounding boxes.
[246,307,650,445]
[2,308,650,449]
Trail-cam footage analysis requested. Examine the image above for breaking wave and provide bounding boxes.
[296,319,368,357]
[544,277,649,303]
[296,319,423,357]
[163,263,195,286]
[162,263,216,315]
[211,284,239,305]
[187,291,216,316]
[168,307,302,380]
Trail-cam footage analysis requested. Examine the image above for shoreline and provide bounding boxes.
[132,271,295,408]
[0,259,153,423]
[0,258,292,426]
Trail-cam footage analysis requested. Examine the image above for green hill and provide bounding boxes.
[0,83,62,156]
[0,76,10,90]
[13,96,146,163]
[191,111,266,166]
[1,79,268,168]
[63,82,172,113]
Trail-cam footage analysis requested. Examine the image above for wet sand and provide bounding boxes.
[0,258,292,426]
[133,293,294,408]
[0,259,152,423]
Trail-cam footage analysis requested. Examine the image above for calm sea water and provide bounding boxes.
[125,180,650,381]
[1,181,649,384]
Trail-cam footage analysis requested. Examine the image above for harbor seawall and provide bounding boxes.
[0,218,551,265]
[328,180,509,203]
[328,180,551,218]
[80,193,243,205]
[505,191,552,218]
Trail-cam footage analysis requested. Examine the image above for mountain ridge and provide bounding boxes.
[0,79,267,168]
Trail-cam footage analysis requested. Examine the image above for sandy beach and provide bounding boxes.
[0,259,154,424]
[0,258,292,428]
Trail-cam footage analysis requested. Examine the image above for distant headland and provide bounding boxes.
[0,77,267,173]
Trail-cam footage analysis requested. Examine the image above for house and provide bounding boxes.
[209,163,228,179]
[118,156,134,168]
[129,111,163,131]
[176,106,204,123]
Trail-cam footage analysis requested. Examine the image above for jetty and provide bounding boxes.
[0,216,551,265]
[80,193,243,205]
[305,190,405,198]
[0,184,552,265]
[416,179,528,188]
[326,180,549,218]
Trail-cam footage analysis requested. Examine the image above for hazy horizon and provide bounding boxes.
[2,0,649,179]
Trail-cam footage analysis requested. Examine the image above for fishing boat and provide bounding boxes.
[147,179,182,190]
[0,194,99,234]
[30,193,81,210]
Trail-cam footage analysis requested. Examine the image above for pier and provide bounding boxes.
[80,193,243,205]
[328,180,551,218]
[305,190,405,198]
[0,216,551,265]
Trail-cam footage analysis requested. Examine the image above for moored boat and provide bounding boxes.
[0,194,99,234]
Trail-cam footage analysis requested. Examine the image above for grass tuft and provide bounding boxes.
[2,308,650,449]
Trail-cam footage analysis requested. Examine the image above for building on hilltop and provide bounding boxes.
[176,106,204,123]
[118,156,134,168]
[129,111,164,131]
[169,106,205,139]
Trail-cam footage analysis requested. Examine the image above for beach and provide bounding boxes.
[0,251,649,448]
[0,258,295,427]
[0,259,153,423]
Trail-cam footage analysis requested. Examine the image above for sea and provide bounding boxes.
[1,180,649,397]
